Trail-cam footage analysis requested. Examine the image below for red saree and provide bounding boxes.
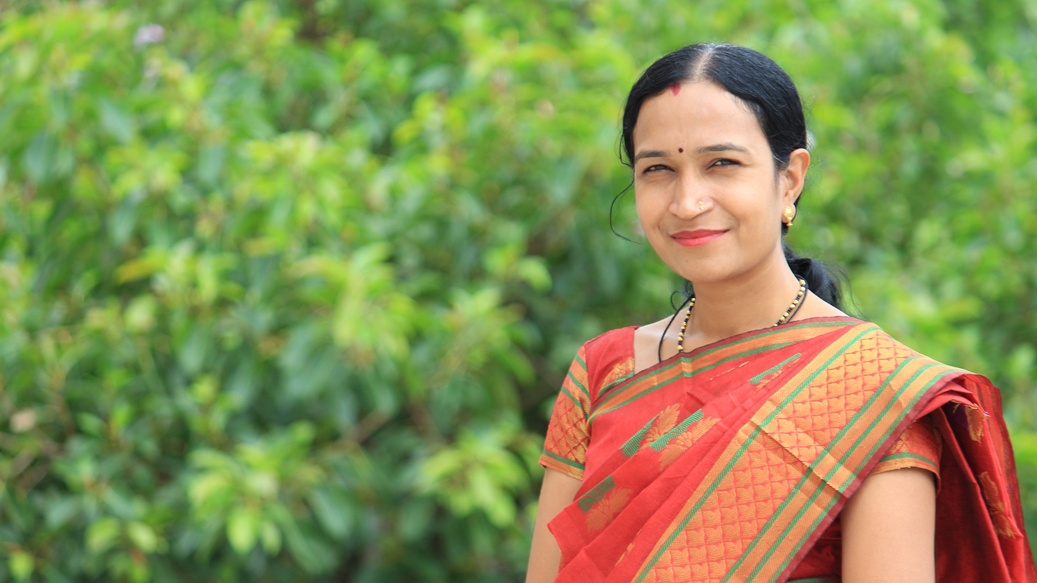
[541,318,1036,582]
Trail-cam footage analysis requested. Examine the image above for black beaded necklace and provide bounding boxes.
[656,277,808,363]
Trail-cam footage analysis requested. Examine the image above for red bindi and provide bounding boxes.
[670,83,681,96]
[678,147,684,153]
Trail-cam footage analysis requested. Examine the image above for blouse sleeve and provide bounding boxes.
[539,345,593,480]
[871,413,942,482]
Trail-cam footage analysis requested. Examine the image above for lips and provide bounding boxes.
[671,229,727,247]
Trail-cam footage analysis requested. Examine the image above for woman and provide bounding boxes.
[527,44,1035,583]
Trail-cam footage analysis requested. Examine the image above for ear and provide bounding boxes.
[781,148,811,207]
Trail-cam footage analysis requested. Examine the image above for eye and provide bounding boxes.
[641,164,671,174]
[711,158,739,168]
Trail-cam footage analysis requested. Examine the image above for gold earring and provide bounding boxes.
[783,205,796,227]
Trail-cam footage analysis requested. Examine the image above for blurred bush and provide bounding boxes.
[0,0,1033,581]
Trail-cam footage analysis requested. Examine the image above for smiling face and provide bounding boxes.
[632,81,808,287]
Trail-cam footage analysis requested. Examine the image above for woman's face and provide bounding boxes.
[632,81,807,286]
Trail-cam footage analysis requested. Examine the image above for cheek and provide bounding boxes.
[634,192,668,227]
[633,189,652,217]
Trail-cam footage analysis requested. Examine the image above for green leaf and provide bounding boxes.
[75,413,105,438]
[227,508,260,555]
[177,323,211,376]
[43,496,79,530]
[188,472,232,508]
[86,517,121,554]
[98,98,133,144]
[40,563,75,583]
[283,520,338,574]
[126,521,159,554]
[196,142,226,186]
[22,131,55,184]
[260,520,282,554]
[307,487,354,540]
[8,550,34,581]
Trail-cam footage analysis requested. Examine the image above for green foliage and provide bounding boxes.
[0,0,1034,580]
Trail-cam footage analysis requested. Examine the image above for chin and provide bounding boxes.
[666,263,738,285]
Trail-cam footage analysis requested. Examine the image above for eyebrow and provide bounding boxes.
[632,149,667,163]
[696,142,749,154]
[633,143,750,163]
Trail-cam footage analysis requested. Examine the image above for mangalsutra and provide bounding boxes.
[667,278,808,356]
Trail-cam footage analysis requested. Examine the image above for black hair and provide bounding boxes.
[619,43,843,309]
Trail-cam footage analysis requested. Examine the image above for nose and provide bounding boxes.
[670,178,712,218]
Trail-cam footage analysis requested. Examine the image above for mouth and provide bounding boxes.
[671,229,727,247]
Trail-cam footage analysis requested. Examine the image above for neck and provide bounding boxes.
[687,264,803,343]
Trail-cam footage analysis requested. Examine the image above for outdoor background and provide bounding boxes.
[0,0,1035,581]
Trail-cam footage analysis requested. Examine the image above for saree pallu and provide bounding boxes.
[542,318,1036,582]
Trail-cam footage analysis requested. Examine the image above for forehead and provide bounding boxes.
[632,81,766,150]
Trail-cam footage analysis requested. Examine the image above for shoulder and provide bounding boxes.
[840,321,927,366]
[835,322,979,399]
[793,291,848,320]
[582,326,637,356]
[570,326,638,402]
[847,322,937,364]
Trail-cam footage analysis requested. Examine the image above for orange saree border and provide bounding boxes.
[591,320,852,422]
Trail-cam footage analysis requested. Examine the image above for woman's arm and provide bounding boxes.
[526,468,583,583]
[841,467,937,583]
